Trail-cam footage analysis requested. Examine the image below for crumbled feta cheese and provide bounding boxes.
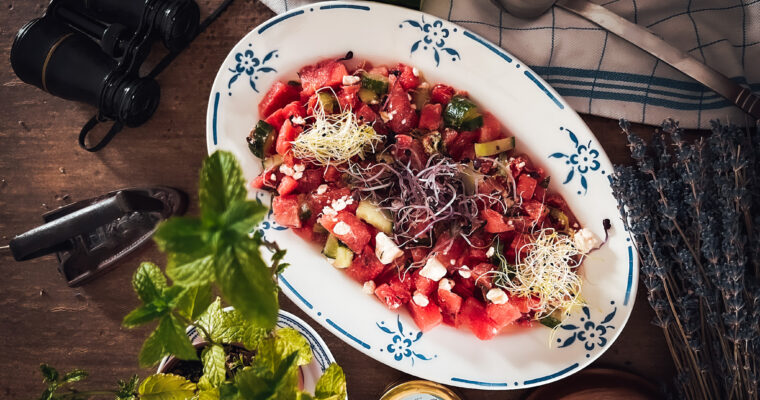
[486,288,509,304]
[412,67,420,77]
[270,173,277,181]
[292,171,303,180]
[438,278,454,291]
[379,111,392,122]
[316,184,328,195]
[410,104,417,110]
[375,232,403,264]
[517,161,526,168]
[333,221,351,236]
[291,116,305,125]
[293,163,305,172]
[449,259,456,265]
[486,247,495,257]
[322,206,337,216]
[342,75,361,85]
[279,164,294,176]
[362,280,376,294]
[574,228,601,254]
[420,257,447,281]
[418,82,429,89]
[331,195,352,212]
[370,99,379,105]
[458,265,471,279]
[401,119,407,125]
[412,291,429,307]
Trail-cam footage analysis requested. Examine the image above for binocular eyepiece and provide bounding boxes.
[10,0,204,150]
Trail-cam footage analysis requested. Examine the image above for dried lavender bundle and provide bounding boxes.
[610,119,760,400]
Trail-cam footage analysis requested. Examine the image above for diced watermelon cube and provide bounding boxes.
[523,200,549,223]
[418,103,443,131]
[437,289,462,326]
[516,175,537,200]
[276,120,302,155]
[394,134,428,171]
[272,195,301,228]
[386,81,418,134]
[292,225,315,242]
[282,101,306,119]
[323,166,342,183]
[395,63,420,90]
[374,282,410,310]
[296,168,324,194]
[337,85,360,111]
[368,66,389,76]
[346,245,386,282]
[486,302,522,331]
[306,187,353,214]
[277,175,299,196]
[264,108,287,132]
[482,209,514,233]
[452,273,475,299]
[251,175,266,190]
[431,233,465,266]
[299,60,349,96]
[259,81,300,119]
[459,297,499,340]
[472,263,495,290]
[476,112,503,142]
[407,300,442,332]
[431,84,455,105]
[318,211,371,253]
[508,234,534,262]
[356,103,379,125]
[413,270,437,296]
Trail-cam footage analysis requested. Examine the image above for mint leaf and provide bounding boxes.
[273,328,313,366]
[133,262,168,303]
[176,284,213,321]
[154,217,209,255]
[139,315,197,367]
[123,304,165,328]
[195,298,265,349]
[215,241,278,329]
[195,388,221,400]
[61,369,87,383]
[39,386,55,400]
[138,373,196,400]
[234,352,300,400]
[200,151,247,219]
[314,364,347,400]
[297,393,315,400]
[39,364,59,383]
[166,252,216,287]
[220,200,268,237]
[116,375,140,400]
[201,344,227,388]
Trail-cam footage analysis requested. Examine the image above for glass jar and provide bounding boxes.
[380,379,464,400]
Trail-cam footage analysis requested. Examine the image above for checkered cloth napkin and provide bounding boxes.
[261,0,760,129]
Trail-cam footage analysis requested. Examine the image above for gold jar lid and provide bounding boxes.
[380,380,463,400]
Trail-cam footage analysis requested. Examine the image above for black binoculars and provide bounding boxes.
[10,0,210,151]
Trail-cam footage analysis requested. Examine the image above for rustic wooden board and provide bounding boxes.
[0,1,678,398]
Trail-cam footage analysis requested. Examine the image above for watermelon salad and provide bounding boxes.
[247,57,604,340]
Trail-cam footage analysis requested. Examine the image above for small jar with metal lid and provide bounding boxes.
[380,379,464,400]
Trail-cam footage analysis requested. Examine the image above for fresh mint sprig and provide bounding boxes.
[153,150,278,329]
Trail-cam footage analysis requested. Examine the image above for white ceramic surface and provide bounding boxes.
[206,1,638,390]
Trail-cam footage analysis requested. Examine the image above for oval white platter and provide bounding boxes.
[205,0,638,390]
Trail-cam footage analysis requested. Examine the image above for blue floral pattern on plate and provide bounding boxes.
[400,17,461,67]
[377,316,435,365]
[228,48,278,92]
[557,305,616,353]
[549,128,602,195]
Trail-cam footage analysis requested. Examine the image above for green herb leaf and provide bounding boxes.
[139,315,197,367]
[194,388,221,400]
[138,373,197,400]
[196,298,266,349]
[133,262,168,304]
[201,344,227,388]
[39,386,55,400]
[39,364,59,383]
[314,364,347,400]
[166,252,216,287]
[272,328,313,366]
[122,304,165,328]
[219,200,268,238]
[234,352,300,400]
[200,151,248,219]
[176,284,213,321]
[154,217,209,256]
[215,241,278,329]
[61,369,87,383]
[116,375,140,400]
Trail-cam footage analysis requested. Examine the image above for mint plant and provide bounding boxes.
[36,151,346,400]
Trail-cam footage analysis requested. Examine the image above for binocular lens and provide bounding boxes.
[11,17,160,127]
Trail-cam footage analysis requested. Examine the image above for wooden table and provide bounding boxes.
[0,1,676,398]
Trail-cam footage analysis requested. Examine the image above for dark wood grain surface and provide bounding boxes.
[0,1,677,398]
